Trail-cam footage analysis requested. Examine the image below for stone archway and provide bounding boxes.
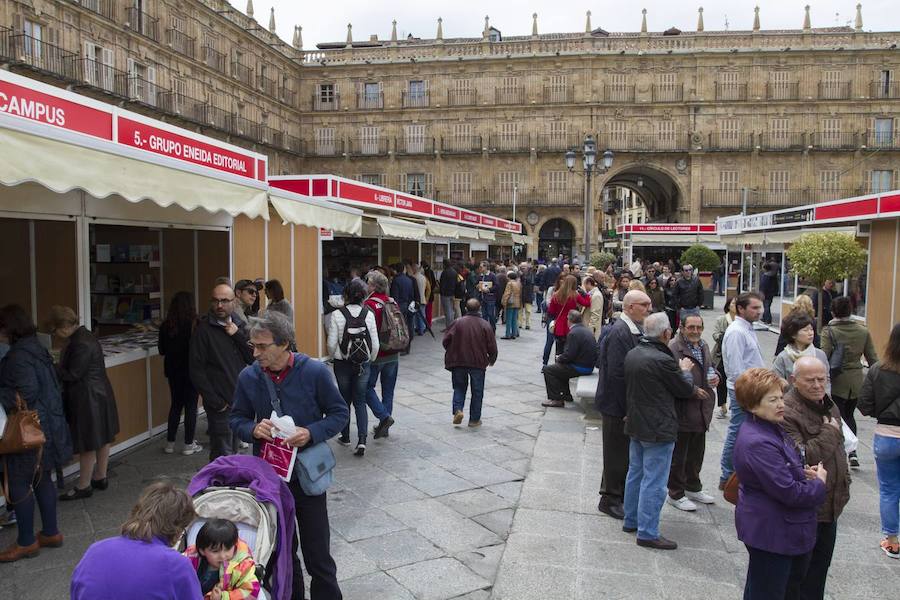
[538,218,576,261]
[601,161,688,222]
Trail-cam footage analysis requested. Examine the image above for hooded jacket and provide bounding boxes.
[184,539,260,600]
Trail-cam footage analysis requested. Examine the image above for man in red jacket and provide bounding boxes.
[443,299,498,427]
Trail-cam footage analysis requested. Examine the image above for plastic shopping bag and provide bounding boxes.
[841,419,858,454]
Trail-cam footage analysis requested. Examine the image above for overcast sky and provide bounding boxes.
[232,0,899,49]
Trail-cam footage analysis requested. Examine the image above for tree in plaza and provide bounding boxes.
[785,232,867,331]
[679,244,720,273]
[590,251,617,271]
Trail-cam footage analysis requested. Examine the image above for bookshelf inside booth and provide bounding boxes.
[89,224,162,336]
[322,236,379,287]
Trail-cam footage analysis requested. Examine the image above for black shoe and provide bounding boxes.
[90,478,108,491]
[597,499,625,520]
[59,486,93,501]
[373,416,395,439]
[622,525,637,533]
[354,442,366,457]
[338,434,351,446]
[636,536,678,550]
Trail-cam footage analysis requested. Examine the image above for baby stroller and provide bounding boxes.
[186,455,300,600]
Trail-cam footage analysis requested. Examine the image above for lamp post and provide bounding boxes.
[566,135,613,262]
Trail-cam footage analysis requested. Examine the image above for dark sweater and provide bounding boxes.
[557,323,598,371]
[189,312,254,413]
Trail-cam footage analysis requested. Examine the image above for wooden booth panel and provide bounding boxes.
[868,220,899,354]
[107,359,149,442]
[162,229,195,312]
[232,215,266,285]
[197,230,229,294]
[149,354,170,429]
[294,225,321,357]
[34,220,78,328]
[267,219,292,308]
[0,219,32,310]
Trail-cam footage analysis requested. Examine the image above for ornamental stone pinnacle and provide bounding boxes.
[697,7,704,32]
[585,10,592,34]
[803,5,811,31]
[391,20,398,42]
[245,0,254,19]
[346,23,352,47]
[855,3,863,31]
[268,8,275,34]
[532,13,538,38]
[437,18,443,41]
[641,8,648,34]
[753,6,760,31]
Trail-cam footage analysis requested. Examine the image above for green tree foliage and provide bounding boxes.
[590,251,617,271]
[679,244,721,272]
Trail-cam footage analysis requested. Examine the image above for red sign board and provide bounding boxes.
[814,198,878,222]
[460,210,481,225]
[496,220,519,232]
[395,193,432,216]
[340,181,394,208]
[881,193,900,214]
[117,117,256,179]
[433,204,461,220]
[481,215,497,227]
[0,78,112,139]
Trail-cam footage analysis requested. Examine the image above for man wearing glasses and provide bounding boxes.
[234,279,259,321]
[189,283,254,461]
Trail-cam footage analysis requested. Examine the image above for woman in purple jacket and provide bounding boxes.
[733,368,828,600]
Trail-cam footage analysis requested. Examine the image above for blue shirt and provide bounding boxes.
[722,316,764,389]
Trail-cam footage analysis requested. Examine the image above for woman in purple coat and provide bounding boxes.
[733,368,828,600]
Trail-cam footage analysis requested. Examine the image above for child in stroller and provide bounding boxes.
[184,519,260,599]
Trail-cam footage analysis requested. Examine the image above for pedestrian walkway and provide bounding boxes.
[2,307,897,599]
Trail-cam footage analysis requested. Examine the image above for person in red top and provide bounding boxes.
[363,270,399,439]
[546,274,592,358]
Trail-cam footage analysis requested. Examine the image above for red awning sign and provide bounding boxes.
[395,193,432,216]
[340,181,394,208]
[0,78,112,139]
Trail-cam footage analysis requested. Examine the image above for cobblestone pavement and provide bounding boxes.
[2,301,898,599]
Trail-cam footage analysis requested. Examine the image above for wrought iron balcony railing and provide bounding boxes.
[542,85,573,104]
[715,82,747,101]
[125,7,159,42]
[401,91,429,108]
[395,137,436,155]
[166,29,195,59]
[440,135,483,154]
[202,45,226,73]
[604,85,635,103]
[652,84,683,103]
[447,89,477,106]
[487,134,531,153]
[5,33,78,80]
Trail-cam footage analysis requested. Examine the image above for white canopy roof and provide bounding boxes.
[269,188,362,235]
[377,216,427,240]
[425,220,461,239]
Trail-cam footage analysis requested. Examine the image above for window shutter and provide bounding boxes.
[102,47,113,67]
[425,173,433,197]
[399,173,407,192]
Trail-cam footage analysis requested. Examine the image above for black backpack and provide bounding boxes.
[339,306,372,365]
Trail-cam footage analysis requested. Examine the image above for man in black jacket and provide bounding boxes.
[518,263,535,330]
[189,283,254,461]
[439,259,459,330]
[595,290,652,519]
[542,311,597,408]
[674,264,704,324]
[622,312,697,550]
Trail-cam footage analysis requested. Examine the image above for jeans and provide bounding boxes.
[623,439,676,541]
[874,433,900,536]
[207,408,237,461]
[166,374,199,444]
[7,455,58,547]
[451,367,486,422]
[762,296,774,325]
[801,520,837,600]
[441,295,457,328]
[542,326,555,366]
[335,360,371,442]
[288,481,342,600]
[481,302,498,331]
[535,292,544,312]
[415,306,427,334]
[720,388,746,485]
[366,359,397,418]
[744,545,811,600]
[505,308,520,337]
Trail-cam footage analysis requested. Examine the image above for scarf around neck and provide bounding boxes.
[785,343,816,363]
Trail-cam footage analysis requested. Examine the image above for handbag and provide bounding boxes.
[841,418,859,454]
[825,326,846,380]
[0,393,45,455]
[723,473,740,505]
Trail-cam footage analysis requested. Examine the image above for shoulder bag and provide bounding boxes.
[723,472,739,505]
[826,326,846,380]
[0,392,46,505]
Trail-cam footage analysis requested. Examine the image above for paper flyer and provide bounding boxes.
[259,411,298,482]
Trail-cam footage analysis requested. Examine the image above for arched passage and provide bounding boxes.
[602,162,686,222]
[538,218,575,261]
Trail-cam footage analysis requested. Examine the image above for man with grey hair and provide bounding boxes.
[542,310,597,407]
[190,282,254,461]
[622,312,697,550]
[230,310,348,599]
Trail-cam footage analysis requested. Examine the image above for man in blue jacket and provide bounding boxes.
[390,263,417,355]
[230,311,348,600]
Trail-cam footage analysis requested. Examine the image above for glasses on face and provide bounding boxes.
[241,288,258,296]
[211,298,233,305]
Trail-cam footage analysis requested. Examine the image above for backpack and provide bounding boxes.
[370,297,410,352]
[338,306,372,365]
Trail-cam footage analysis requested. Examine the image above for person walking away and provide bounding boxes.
[411,261,428,335]
[158,292,202,456]
[230,311,348,600]
[535,264,547,313]
[666,314,718,512]
[390,262,417,354]
[495,266,508,325]
[773,314,831,392]
[443,299,498,427]
[328,279,383,457]
[546,275,591,357]
[518,263,535,330]
[48,306,120,500]
[364,270,401,434]
[719,292,765,489]
[622,313,697,549]
[0,305,72,562]
[674,264,704,326]
[422,261,437,328]
[712,257,725,296]
[439,259,459,330]
[858,323,900,559]
[264,279,293,320]
[733,368,827,600]
[583,276,605,338]
[759,262,779,325]
[809,280,836,326]
[711,297,736,420]
[822,296,878,468]
[595,291,652,520]
[476,262,500,331]
[500,272,522,339]
[190,283,254,461]
[782,357,850,599]
[541,311,597,408]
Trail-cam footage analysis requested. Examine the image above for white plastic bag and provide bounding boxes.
[0,402,7,439]
[841,419,858,454]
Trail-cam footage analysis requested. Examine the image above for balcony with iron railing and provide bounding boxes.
[598,133,689,152]
[699,188,862,209]
[198,104,233,131]
[395,137,436,155]
[231,61,253,86]
[313,93,340,111]
[272,132,304,155]
[357,92,384,110]
[809,132,858,151]
[652,84,684,103]
[488,134,531,153]
[758,132,807,151]
[401,91,429,108]
[3,32,78,80]
[347,138,390,156]
[202,45,226,73]
[257,74,277,97]
[870,81,900,99]
[447,89,477,106]
[80,0,117,21]
[75,58,127,96]
[311,139,344,157]
[604,85,636,103]
[279,87,297,106]
[533,133,584,153]
[125,7,159,42]
[232,115,262,141]
[864,130,900,149]
[403,183,435,199]
[495,87,525,105]
[453,187,583,208]
[715,82,747,101]
[440,135,483,154]
[166,29,195,59]
[542,85,573,104]
[818,81,851,100]
[157,91,205,121]
[766,82,800,100]
[706,132,755,151]
[125,75,167,107]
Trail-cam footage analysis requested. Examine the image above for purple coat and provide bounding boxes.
[188,455,296,600]
[733,416,826,556]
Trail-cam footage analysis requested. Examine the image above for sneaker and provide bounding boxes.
[354,442,366,457]
[881,538,900,559]
[239,441,250,449]
[338,434,351,447]
[164,442,175,454]
[716,407,728,419]
[666,496,698,512]
[849,452,860,468]
[453,410,464,425]
[0,511,16,527]
[182,441,203,456]
[685,490,716,505]
[467,420,482,428]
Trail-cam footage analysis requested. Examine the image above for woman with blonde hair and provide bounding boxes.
[776,294,821,355]
[628,279,647,293]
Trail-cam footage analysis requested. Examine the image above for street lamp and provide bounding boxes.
[565,135,613,262]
